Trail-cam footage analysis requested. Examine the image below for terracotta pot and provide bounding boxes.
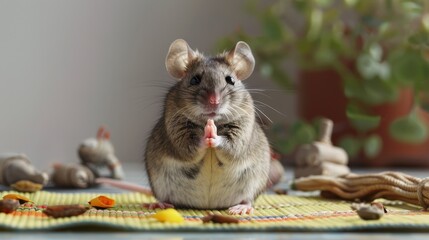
[297,68,429,167]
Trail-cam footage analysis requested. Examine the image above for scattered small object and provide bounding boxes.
[51,163,96,188]
[88,195,115,209]
[10,180,43,192]
[78,126,124,180]
[274,189,288,195]
[201,214,239,224]
[371,202,387,213]
[0,199,20,214]
[2,193,31,204]
[351,202,385,220]
[151,208,185,223]
[0,153,48,188]
[294,119,350,179]
[43,204,89,218]
[293,172,429,210]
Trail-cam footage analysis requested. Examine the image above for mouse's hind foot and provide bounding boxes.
[228,200,253,215]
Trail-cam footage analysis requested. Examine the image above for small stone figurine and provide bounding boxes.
[0,153,49,190]
[51,126,124,188]
[50,163,96,188]
[294,118,350,179]
[78,126,124,180]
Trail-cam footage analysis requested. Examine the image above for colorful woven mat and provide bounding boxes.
[1,191,429,231]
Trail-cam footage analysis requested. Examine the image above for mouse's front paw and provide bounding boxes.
[204,119,221,148]
[205,137,221,148]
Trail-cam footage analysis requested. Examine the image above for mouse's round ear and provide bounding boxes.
[226,41,255,81]
[165,39,196,80]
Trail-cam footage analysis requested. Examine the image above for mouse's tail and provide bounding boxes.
[95,177,153,195]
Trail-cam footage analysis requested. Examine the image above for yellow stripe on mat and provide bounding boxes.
[0,191,428,231]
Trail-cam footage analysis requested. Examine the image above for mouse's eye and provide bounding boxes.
[225,76,235,85]
[225,75,235,85]
[190,75,201,85]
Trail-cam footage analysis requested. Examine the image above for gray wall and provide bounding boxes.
[0,0,295,170]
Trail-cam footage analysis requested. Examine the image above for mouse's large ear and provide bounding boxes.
[226,41,255,80]
[165,39,196,80]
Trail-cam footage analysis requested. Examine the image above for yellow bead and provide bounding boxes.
[152,208,185,223]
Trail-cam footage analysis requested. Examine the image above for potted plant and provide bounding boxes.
[218,0,429,167]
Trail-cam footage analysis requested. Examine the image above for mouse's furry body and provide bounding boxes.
[144,39,270,211]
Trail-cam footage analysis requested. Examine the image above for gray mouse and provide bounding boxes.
[144,39,271,215]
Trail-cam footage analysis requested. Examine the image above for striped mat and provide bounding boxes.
[0,191,428,231]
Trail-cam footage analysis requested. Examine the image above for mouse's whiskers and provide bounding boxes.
[253,104,273,124]
[169,105,192,121]
[253,100,287,118]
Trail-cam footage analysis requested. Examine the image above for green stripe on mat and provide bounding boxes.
[0,191,428,231]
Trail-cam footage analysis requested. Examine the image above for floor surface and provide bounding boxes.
[1,162,429,239]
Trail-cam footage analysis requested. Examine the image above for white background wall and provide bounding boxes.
[0,0,295,171]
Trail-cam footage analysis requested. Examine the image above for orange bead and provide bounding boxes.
[88,195,116,208]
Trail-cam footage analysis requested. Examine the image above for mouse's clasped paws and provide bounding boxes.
[204,119,221,148]
[228,201,254,215]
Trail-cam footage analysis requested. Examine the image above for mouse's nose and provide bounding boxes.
[208,92,220,106]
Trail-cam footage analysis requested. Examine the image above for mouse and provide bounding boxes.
[144,39,271,215]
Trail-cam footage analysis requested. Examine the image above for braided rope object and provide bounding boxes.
[293,172,429,209]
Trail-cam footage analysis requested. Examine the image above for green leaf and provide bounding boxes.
[314,46,336,65]
[292,0,308,12]
[269,123,291,155]
[389,50,429,86]
[343,76,361,98]
[363,134,382,158]
[401,1,423,18]
[344,75,397,105]
[357,44,390,81]
[273,139,296,155]
[369,43,383,61]
[357,54,378,79]
[269,121,317,155]
[259,63,273,78]
[346,108,381,132]
[344,0,358,7]
[345,102,366,115]
[338,135,361,158]
[289,121,317,145]
[408,31,429,48]
[389,111,428,144]
[423,14,429,31]
[360,79,398,105]
[268,63,294,90]
[307,8,323,40]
